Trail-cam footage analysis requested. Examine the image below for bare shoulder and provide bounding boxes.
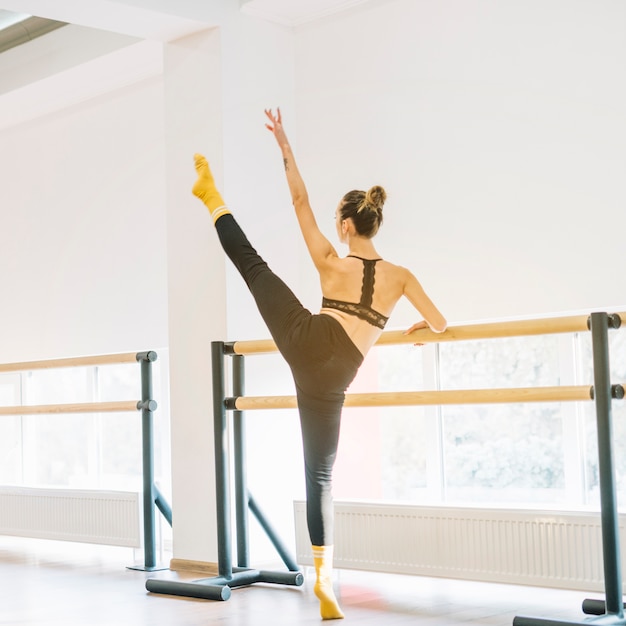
[379,259,414,284]
[316,249,344,277]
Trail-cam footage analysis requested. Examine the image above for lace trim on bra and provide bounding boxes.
[359,257,376,309]
[321,298,389,330]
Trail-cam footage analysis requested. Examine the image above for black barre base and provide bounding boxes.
[146,567,304,601]
[513,615,626,626]
[514,616,626,626]
[514,597,626,626]
[583,599,626,616]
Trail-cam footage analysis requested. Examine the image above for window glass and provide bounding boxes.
[24,367,94,404]
[438,335,566,504]
[439,335,560,390]
[379,405,430,501]
[23,414,92,487]
[97,363,143,490]
[442,403,564,504]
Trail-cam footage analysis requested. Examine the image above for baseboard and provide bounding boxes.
[169,558,219,575]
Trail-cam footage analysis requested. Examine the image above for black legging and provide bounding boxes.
[215,214,363,546]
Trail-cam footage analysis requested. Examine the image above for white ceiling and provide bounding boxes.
[240,0,374,27]
[0,0,385,42]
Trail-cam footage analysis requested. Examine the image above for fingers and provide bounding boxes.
[264,107,282,127]
[403,320,428,335]
[264,109,277,132]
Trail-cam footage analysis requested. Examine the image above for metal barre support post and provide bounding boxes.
[145,343,234,597]
[232,354,250,569]
[141,352,157,570]
[129,351,172,572]
[214,341,232,579]
[230,353,302,574]
[141,352,158,570]
[145,342,303,601]
[514,312,626,626]
[589,312,623,617]
[230,355,300,573]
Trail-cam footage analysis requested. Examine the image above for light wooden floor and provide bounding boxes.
[0,536,601,625]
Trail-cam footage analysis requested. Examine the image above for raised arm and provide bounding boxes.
[402,268,447,335]
[264,108,337,268]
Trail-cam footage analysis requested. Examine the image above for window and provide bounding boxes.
[0,354,170,497]
[438,335,566,505]
[245,324,626,513]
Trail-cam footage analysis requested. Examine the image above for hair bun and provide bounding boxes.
[365,185,386,211]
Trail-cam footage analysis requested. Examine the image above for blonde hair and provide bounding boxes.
[340,186,386,238]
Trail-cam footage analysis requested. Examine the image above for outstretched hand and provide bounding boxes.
[404,320,429,346]
[264,108,289,148]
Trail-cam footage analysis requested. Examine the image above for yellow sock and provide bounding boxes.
[312,545,344,620]
[192,153,231,224]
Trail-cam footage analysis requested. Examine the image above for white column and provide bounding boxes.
[164,27,226,564]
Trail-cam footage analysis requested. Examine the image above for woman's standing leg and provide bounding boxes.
[292,326,362,622]
[296,386,345,620]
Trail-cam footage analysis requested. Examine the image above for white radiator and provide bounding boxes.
[294,501,626,592]
[0,487,141,547]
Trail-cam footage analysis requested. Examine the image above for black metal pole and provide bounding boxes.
[154,484,172,527]
[590,312,623,618]
[212,342,232,580]
[248,494,300,572]
[137,351,158,570]
[232,354,250,569]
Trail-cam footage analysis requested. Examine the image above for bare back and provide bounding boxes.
[318,256,415,356]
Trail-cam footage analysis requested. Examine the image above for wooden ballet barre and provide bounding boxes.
[0,400,141,416]
[229,311,626,355]
[231,384,626,411]
[0,352,140,374]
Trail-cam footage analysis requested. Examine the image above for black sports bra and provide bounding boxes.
[322,255,389,330]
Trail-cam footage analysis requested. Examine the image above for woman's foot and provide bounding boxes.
[312,545,344,620]
[192,153,230,223]
[314,577,345,620]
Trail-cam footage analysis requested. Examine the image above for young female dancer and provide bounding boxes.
[192,108,447,619]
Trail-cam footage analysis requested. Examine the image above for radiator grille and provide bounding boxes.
[294,501,625,591]
[0,487,141,547]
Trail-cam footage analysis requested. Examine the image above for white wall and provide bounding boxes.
[0,38,168,361]
[218,13,299,342]
[294,0,626,325]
